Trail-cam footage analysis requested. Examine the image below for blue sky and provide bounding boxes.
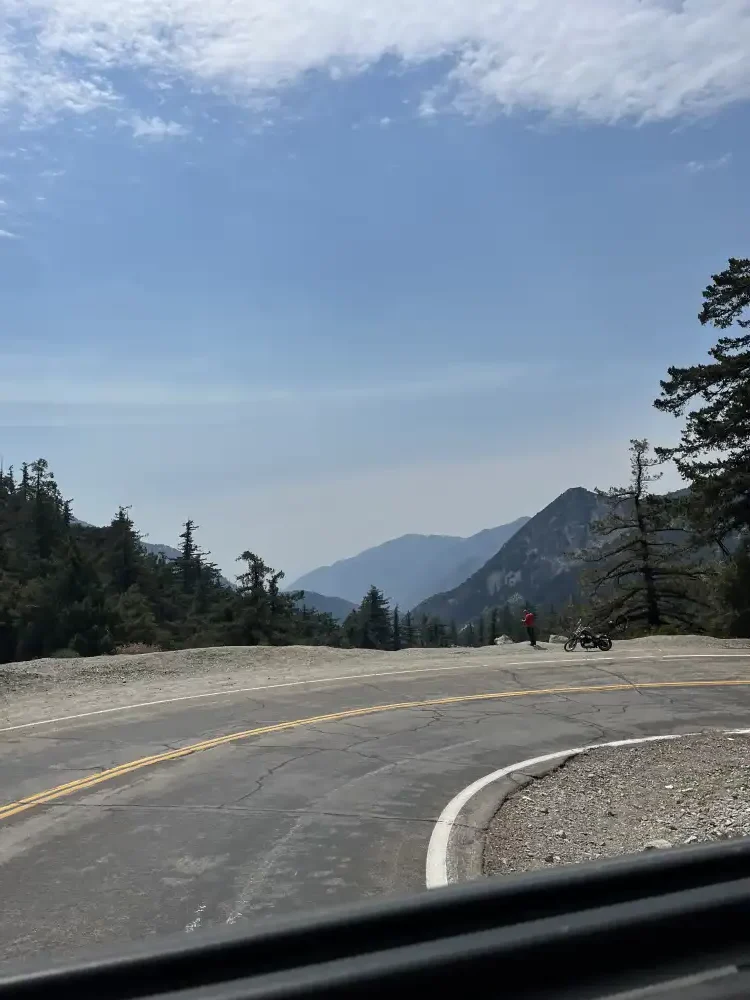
[1,0,749,583]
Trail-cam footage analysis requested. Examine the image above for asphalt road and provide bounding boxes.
[2,648,750,967]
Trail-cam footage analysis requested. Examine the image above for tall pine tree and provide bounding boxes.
[655,257,750,545]
[582,440,707,632]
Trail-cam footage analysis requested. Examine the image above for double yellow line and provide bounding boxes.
[1,678,748,824]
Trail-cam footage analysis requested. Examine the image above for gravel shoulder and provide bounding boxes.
[1,634,749,729]
[484,732,750,877]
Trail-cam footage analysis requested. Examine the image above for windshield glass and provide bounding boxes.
[1,0,749,970]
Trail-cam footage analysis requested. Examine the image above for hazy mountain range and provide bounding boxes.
[288,517,530,610]
[412,487,606,626]
[83,485,704,629]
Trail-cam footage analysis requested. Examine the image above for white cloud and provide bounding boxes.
[128,114,190,139]
[0,1,746,128]
[0,228,18,238]
[685,151,732,173]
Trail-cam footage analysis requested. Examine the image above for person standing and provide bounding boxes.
[522,608,536,646]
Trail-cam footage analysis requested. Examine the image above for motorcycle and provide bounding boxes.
[564,618,613,652]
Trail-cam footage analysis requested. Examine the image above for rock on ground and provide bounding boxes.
[484,732,750,877]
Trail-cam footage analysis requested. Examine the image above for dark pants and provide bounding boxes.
[527,627,536,646]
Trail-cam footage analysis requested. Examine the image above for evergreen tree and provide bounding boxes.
[423,618,447,647]
[234,551,300,645]
[392,605,401,651]
[177,519,202,594]
[358,585,392,649]
[0,455,347,660]
[342,608,360,648]
[19,463,30,501]
[716,541,750,637]
[582,440,708,632]
[655,257,750,545]
[108,507,143,593]
[402,610,416,647]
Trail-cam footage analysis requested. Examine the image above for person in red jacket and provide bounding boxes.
[522,608,536,646]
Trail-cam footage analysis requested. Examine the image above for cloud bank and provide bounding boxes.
[0,0,748,128]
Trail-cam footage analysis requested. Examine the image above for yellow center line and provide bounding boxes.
[1,677,748,823]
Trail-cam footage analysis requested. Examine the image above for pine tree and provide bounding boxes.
[108,507,142,593]
[235,551,299,645]
[402,610,416,647]
[655,257,750,545]
[716,542,750,637]
[582,440,708,632]
[29,459,64,562]
[19,463,30,501]
[392,605,401,651]
[342,608,360,648]
[423,618,447,647]
[177,519,203,594]
[358,585,392,649]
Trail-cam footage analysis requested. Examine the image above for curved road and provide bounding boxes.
[2,649,750,965]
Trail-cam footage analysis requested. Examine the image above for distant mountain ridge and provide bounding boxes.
[293,591,356,621]
[288,517,530,610]
[412,488,606,626]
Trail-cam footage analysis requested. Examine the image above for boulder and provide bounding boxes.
[494,634,514,645]
[548,634,568,644]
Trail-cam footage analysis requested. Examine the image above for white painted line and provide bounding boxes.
[425,728,749,889]
[2,652,749,736]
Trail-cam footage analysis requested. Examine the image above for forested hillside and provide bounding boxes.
[0,463,342,662]
[0,463,454,662]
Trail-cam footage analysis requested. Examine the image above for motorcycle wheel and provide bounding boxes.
[564,638,578,652]
[597,636,613,652]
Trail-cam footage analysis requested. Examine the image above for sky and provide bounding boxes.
[1,0,749,583]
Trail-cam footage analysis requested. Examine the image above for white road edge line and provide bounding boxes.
[2,652,750,736]
[424,727,750,890]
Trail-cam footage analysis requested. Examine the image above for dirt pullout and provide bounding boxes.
[484,732,750,877]
[1,635,749,730]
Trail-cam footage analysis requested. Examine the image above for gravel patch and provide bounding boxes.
[484,732,750,877]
